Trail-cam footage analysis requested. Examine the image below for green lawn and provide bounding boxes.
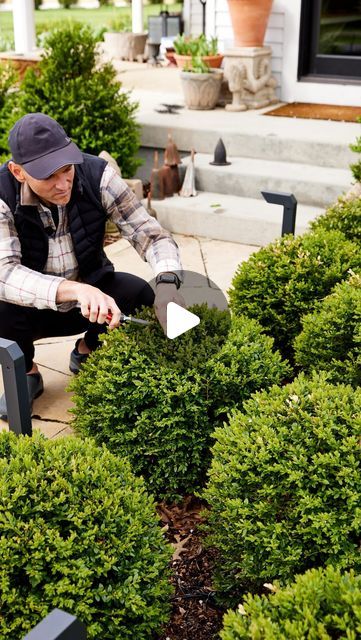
[0,4,182,50]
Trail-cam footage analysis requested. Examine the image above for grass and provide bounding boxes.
[0,4,182,50]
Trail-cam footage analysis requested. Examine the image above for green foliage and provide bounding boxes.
[184,55,211,73]
[228,229,361,361]
[220,566,361,640]
[0,431,172,639]
[310,196,361,245]
[58,0,75,8]
[0,63,17,160]
[10,22,140,177]
[295,273,361,387]
[203,373,361,603]
[174,33,219,56]
[108,16,132,31]
[350,120,361,182]
[70,305,289,499]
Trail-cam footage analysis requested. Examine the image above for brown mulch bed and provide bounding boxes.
[157,496,225,640]
[264,102,361,123]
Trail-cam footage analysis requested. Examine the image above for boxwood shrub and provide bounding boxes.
[70,305,289,500]
[220,566,361,639]
[310,196,361,245]
[203,373,361,604]
[295,273,361,387]
[0,432,171,639]
[228,229,361,360]
[10,23,140,177]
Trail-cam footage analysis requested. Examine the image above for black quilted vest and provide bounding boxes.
[0,153,114,285]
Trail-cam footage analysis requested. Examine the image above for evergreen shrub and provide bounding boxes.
[10,23,140,177]
[70,305,289,499]
[228,229,361,360]
[310,196,361,245]
[0,63,17,160]
[350,124,361,183]
[295,273,361,387]
[220,566,361,640]
[203,373,361,603]
[0,432,171,639]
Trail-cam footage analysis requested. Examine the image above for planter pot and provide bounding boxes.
[227,0,273,47]
[103,32,147,61]
[180,70,223,110]
[174,53,224,69]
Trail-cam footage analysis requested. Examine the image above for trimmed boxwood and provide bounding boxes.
[202,373,361,604]
[9,23,140,177]
[228,229,361,360]
[310,196,361,246]
[0,432,172,639]
[295,273,361,387]
[70,305,289,500]
[220,566,361,639]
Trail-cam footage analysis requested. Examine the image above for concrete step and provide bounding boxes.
[135,89,360,169]
[145,191,324,246]
[180,154,352,209]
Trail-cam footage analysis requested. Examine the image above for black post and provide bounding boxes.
[23,609,87,640]
[199,0,207,34]
[0,338,32,436]
[261,191,298,236]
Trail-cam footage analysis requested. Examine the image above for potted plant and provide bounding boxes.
[180,55,223,110]
[103,17,148,61]
[174,34,223,69]
[227,0,273,47]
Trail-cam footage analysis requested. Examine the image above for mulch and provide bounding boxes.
[263,102,361,123]
[157,496,225,640]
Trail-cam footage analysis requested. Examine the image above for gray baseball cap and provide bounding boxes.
[8,113,83,179]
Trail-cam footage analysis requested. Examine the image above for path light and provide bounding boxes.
[210,138,231,166]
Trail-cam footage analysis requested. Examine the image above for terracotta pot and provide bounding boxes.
[180,70,223,110]
[227,0,273,47]
[174,53,224,69]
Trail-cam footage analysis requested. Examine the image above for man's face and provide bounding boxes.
[9,163,75,205]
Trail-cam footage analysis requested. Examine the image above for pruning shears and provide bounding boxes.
[106,312,151,327]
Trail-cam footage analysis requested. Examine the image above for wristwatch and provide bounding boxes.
[155,273,181,289]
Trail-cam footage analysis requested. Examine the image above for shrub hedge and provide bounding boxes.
[295,273,361,387]
[228,229,361,360]
[310,196,361,246]
[0,432,171,639]
[203,373,361,603]
[220,566,361,640]
[70,305,289,500]
[8,23,140,177]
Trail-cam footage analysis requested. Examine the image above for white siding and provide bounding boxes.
[187,0,284,97]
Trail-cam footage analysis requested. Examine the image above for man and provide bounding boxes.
[0,113,184,419]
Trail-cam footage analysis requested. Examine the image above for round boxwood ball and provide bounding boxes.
[0,432,172,639]
[220,566,361,639]
[203,373,361,603]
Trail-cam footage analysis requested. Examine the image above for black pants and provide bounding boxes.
[0,272,154,372]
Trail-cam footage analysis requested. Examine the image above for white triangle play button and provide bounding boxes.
[166,302,200,339]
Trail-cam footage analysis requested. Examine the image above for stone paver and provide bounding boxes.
[0,234,255,438]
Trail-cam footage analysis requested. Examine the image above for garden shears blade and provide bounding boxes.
[120,314,151,326]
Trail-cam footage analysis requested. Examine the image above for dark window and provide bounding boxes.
[298,0,361,81]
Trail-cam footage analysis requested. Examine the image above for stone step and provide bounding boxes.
[145,191,324,246]
[180,154,352,208]
[135,89,360,169]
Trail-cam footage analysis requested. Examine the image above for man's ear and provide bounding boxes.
[8,161,26,183]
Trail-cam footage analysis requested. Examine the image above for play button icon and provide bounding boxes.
[166,302,200,339]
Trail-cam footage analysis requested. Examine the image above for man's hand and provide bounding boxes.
[56,281,122,329]
[154,283,186,334]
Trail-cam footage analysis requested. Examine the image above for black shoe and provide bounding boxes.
[69,339,90,374]
[0,372,44,421]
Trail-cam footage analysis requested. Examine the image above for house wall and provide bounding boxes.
[185,0,361,106]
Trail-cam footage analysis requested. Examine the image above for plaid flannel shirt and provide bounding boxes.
[0,163,182,311]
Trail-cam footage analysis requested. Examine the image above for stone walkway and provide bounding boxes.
[0,234,256,438]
